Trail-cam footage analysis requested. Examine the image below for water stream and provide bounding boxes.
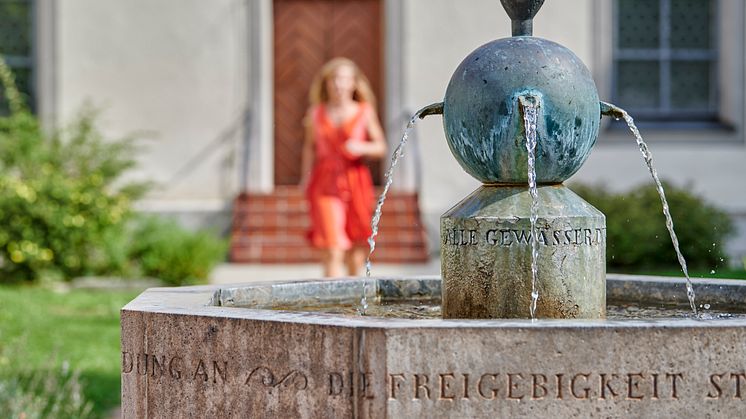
[358,106,429,315]
[602,102,698,316]
[521,99,541,320]
[357,101,698,318]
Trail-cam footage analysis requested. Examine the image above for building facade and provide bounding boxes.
[12,0,746,263]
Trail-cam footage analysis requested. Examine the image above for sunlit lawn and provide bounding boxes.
[0,286,141,418]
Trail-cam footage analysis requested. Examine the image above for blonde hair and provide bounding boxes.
[308,57,376,107]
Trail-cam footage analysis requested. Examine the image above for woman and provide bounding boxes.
[300,58,387,277]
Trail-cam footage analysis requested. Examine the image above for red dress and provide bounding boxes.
[306,102,375,250]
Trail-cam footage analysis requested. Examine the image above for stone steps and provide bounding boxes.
[229,187,430,263]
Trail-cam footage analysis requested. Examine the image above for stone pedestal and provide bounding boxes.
[441,184,605,319]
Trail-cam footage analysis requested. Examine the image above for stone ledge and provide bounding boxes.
[124,275,746,328]
[121,276,746,418]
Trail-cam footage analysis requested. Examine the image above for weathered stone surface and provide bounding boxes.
[441,184,606,319]
[122,277,746,418]
[121,286,386,419]
[606,274,746,310]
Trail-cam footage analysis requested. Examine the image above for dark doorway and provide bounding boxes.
[273,0,383,185]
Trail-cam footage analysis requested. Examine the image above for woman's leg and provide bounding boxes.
[345,246,367,276]
[312,197,351,277]
[322,248,346,277]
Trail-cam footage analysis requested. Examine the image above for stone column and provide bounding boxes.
[441,184,606,319]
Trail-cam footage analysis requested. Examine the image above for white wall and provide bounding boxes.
[56,0,250,212]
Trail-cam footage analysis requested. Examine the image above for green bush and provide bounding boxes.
[0,57,226,285]
[127,216,227,286]
[572,182,734,271]
[0,58,148,283]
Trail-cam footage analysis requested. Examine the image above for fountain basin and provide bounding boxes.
[122,275,746,418]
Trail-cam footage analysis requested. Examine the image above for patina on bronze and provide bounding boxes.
[500,0,546,36]
[442,36,600,184]
[422,0,611,319]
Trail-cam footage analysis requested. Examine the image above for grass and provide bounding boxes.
[0,285,141,418]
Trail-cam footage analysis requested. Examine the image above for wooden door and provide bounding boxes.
[273,0,383,186]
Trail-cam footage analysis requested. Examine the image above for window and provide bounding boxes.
[0,0,33,114]
[613,0,718,122]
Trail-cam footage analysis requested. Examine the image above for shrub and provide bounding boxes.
[0,57,148,283]
[0,57,227,285]
[572,181,734,271]
[0,344,93,419]
[127,216,227,286]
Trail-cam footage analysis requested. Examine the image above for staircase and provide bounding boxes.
[229,187,430,264]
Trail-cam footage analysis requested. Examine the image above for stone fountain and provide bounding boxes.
[122,1,746,417]
[437,0,604,318]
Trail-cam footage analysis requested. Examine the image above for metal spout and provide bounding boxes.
[600,101,625,119]
[500,0,546,36]
[418,102,444,119]
[518,94,540,111]
[518,94,541,121]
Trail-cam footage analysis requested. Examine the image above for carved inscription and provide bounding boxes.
[387,371,690,402]
[245,367,308,390]
[122,351,746,404]
[442,227,606,247]
[122,351,369,397]
[328,372,354,396]
[706,373,746,399]
[121,352,227,384]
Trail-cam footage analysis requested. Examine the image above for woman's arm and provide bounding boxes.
[299,110,315,187]
[345,106,388,159]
